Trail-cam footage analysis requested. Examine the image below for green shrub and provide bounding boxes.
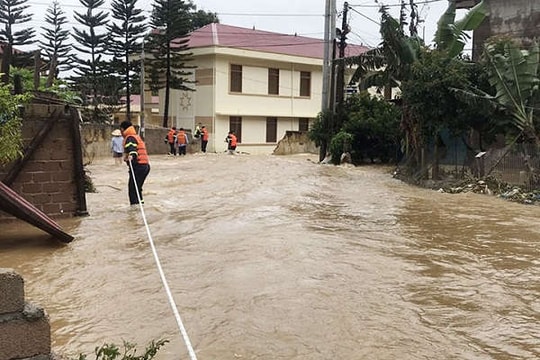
[74,339,168,360]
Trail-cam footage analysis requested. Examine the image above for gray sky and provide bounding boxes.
[192,0,459,48]
[25,0,469,51]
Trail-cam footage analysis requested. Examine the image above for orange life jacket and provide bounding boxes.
[123,126,149,165]
[229,134,237,147]
[202,128,209,141]
[167,129,176,143]
[177,130,187,145]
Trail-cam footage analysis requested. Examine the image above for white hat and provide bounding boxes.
[112,129,122,136]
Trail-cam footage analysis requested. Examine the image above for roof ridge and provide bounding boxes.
[211,23,219,45]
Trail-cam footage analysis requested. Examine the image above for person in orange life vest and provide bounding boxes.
[166,126,177,156]
[120,120,150,205]
[176,127,189,156]
[200,126,209,153]
[225,131,237,154]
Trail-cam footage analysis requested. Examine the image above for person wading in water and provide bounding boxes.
[121,121,150,205]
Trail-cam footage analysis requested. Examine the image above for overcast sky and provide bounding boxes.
[24,0,470,51]
[192,0,460,48]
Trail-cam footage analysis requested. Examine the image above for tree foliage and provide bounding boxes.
[483,38,539,141]
[340,92,402,164]
[107,0,147,121]
[191,9,218,30]
[434,0,487,58]
[148,0,194,128]
[0,0,34,84]
[0,83,30,164]
[347,6,422,99]
[72,0,110,102]
[39,0,72,86]
[310,92,401,165]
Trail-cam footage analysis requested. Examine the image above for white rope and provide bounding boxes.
[128,160,198,360]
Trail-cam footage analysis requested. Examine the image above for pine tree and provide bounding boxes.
[191,9,218,31]
[39,0,71,87]
[0,0,34,84]
[107,0,147,121]
[71,0,110,107]
[148,0,194,128]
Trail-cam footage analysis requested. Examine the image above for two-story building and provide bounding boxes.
[156,23,368,154]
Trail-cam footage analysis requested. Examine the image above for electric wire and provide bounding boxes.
[349,0,445,8]
[127,159,198,360]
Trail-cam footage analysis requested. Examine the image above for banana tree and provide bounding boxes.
[434,0,487,58]
[452,39,539,179]
[486,40,540,182]
[346,5,422,100]
[484,40,539,140]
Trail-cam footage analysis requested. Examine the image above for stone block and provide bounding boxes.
[0,303,51,359]
[0,268,24,314]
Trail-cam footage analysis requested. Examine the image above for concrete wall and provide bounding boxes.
[81,124,200,160]
[0,268,56,360]
[472,0,540,59]
[273,131,319,155]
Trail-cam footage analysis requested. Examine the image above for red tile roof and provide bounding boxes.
[188,23,369,59]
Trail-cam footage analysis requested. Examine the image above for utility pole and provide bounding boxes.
[321,0,336,112]
[139,35,148,140]
[140,47,145,139]
[320,0,336,162]
[335,2,349,109]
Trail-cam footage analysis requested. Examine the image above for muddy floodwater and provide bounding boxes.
[2,153,540,359]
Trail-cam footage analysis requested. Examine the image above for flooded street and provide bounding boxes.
[2,153,540,359]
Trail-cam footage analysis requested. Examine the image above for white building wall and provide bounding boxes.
[164,47,322,154]
[214,115,230,153]
[243,67,267,95]
[278,117,297,137]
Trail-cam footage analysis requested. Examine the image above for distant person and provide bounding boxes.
[194,123,202,139]
[120,121,150,205]
[111,129,124,165]
[201,126,209,153]
[166,126,177,156]
[176,127,189,156]
[225,131,237,155]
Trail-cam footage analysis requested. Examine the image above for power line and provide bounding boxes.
[348,6,380,26]
[214,12,323,17]
[349,0,445,8]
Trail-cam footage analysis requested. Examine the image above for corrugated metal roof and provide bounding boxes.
[188,23,369,59]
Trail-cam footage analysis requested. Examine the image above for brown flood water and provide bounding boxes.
[1,153,540,359]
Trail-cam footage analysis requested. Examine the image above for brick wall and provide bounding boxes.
[0,103,86,220]
[0,268,55,360]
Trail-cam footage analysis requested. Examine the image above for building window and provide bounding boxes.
[299,118,309,132]
[266,117,277,143]
[230,64,242,93]
[268,68,279,95]
[300,71,311,97]
[229,116,242,143]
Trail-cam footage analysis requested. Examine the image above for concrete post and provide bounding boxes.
[0,268,56,360]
